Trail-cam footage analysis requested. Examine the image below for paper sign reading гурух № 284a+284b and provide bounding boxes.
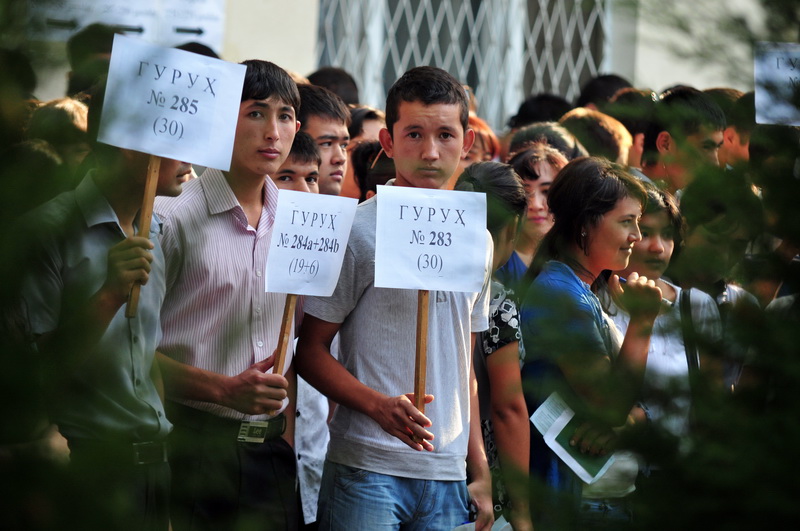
[266,190,357,297]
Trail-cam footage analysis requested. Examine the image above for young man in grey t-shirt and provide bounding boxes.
[296,66,494,531]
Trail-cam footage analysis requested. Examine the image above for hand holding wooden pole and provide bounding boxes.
[126,155,161,318]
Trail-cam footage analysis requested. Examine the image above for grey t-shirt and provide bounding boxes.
[304,195,491,481]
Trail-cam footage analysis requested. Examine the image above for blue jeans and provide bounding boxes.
[317,460,470,530]
[578,498,633,530]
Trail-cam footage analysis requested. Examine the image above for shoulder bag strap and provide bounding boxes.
[679,288,700,375]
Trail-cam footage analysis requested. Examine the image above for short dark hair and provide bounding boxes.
[239,60,300,110]
[454,161,526,239]
[286,131,321,167]
[348,105,386,139]
[559,107,632,163]
[297,84,350,128]
[175,42,220,59]
[606,88,656,137]
[575,74,632,109]
[307,66,360,105]
[644,87,727,160]
[508,143,568,182]
[658,87,726,136]
[385,66,469,137]
[703,87,744,123]
[66,23,117,70]
[509,122,588,161]
[27,98,88,146]
[508,93,574,129]
[728,91,755,137]
[350,140,395,202]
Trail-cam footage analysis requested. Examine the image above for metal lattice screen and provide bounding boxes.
[317,0,611,132]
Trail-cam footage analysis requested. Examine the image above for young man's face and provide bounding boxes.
[271,157,320,194]
[157,158,193,197]
[302,115,349,196]
[659,126,723,191]
[128,151,191,197]
[379,100,474,189]
[230,96,300,180]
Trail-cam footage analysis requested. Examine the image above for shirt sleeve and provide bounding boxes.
[21,230,63,336]
[303,243,366,324]
[521,280,609,364]
[483,289,521,356]
[470,232,494,333]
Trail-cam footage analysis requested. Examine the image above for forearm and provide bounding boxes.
[491,400,531,521]
[610,317,654,422]
[486,342,531,521]
[295,335,384,419]
[282,363,297,448]
[150,354,166,403]
[467,353,493,530]
[156,351,227,404]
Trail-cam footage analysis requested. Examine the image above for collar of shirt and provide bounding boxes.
[201,169,279,230]
[75,171,162,238]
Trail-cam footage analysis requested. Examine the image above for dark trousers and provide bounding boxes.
[67,438,171,531]
[167,402,298,531]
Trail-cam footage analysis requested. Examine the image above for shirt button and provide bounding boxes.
[135,378,142,386]
[255,307,261,313]
[257,340,264,347]
[256,270,262,277]
[158,411,163,417]
[133,335,139,344]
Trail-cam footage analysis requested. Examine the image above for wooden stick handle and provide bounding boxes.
[273,293,298,376]
[414,289,430,413]
[126,155,161,319]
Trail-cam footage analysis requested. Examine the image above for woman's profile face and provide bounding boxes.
[582,195,643,277]
[521,161,558,241]
[619,210,675,280]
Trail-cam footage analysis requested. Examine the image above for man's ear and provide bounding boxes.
[379,127,394,158]
[462,128,475,158]
[295,120,301,133]
[656,131,673,154]
[633,132,645,152]
[723,126,738,147]
[365,189,376,200]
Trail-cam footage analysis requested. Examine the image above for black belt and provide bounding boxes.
[166,401,286,443]
[69,439,168,466]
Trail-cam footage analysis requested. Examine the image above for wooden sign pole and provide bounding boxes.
[273,293,298,376]
[414,289,430,413]
[266,293,298,416]
[126,155,161,318]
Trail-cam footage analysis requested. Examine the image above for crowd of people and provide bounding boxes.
[1,21,799,531]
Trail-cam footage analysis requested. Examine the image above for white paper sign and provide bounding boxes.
[266,191,358,297]
[374,186,487,292]
[754,41,800,126]
[97,34,245,170]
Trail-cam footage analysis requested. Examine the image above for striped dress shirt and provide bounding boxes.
[155,168,293,421]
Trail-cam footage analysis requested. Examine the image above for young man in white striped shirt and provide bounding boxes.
[154,60,301,530]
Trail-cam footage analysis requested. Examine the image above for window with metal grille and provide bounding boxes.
[317,0,611,132]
